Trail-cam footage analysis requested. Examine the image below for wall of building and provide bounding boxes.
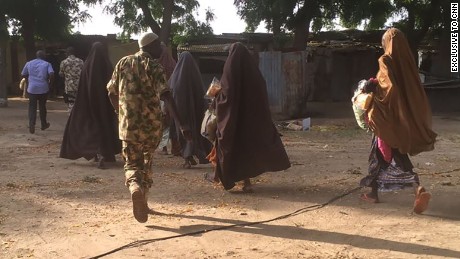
[259,47,381,119]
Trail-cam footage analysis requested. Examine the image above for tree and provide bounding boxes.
[236,0,450,52]
[391,0,446,56]
[172,7,215,45]
[235,0,341,50]
[89,0,214,45]
[339,0,394,30]
[235,0,294,35]
[339,0,450,60]
[1,0,90,60]
[0,14,8,106]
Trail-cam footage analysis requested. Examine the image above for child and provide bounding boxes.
[351,78,377,131]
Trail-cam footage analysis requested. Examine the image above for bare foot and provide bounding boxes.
[413,186,431,214]
[360,193,379,203]
[160,147,168,155]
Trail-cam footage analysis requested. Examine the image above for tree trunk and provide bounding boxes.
[272,18,282,36]
[293,19,311,51]
[22,17,36,61]
[291,1,317,51]
[160,0,174,44]
[0,14,8,106]
[136,0,161,35]
[10,39,19,83]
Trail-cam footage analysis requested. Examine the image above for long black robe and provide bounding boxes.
[60,42,121,161]
[215,43,291,190]
[168,51,211,162]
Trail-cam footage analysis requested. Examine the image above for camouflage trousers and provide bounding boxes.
[65,91,76,113]
[122,141,158,190]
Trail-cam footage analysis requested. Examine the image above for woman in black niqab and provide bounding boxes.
[60,42,121,168]
[214,42,290,191]
[169,51,212,168]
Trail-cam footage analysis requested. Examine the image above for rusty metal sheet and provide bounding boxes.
[259,51,283,113]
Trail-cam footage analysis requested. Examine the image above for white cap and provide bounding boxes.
[138,32,159,48]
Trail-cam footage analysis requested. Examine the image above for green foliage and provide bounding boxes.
[103,0,147,36]
[236,0,347,33]
[273,32,292,49]
[339,0,450,33]
[339,0,394,30]
[391,0,449,30]
[172,8,215,45]
[235,0,297,33]
[97,0,214,43]
[1,0,90,40]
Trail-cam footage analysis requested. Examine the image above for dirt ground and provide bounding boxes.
[0,97,459,259]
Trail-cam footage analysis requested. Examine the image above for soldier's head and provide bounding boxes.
[138,32,162,59]
[66,47,75,56]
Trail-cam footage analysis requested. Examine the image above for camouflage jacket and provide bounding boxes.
[59,55,84,93]
[107,50,168,143]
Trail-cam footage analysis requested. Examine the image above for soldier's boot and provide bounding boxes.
[129,181,148,223]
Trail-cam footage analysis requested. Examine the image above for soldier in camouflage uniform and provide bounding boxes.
[59,47,84,113]
[107,32,190,223]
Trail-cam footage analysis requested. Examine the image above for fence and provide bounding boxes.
[259,47,381,119]
[259,51,310,119]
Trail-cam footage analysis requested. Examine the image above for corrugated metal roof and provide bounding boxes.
[307,41,381,50]
[177,44,231,53]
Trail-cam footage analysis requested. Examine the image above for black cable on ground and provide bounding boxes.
[89,186,363,259]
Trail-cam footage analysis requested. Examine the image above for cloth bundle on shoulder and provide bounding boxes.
[201,108,217,142]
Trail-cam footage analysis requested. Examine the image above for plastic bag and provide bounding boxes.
[205,77,222,98]
[201,108,217,142]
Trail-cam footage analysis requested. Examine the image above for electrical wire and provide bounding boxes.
[89,186,363,259]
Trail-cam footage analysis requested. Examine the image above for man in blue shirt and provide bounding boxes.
[21,50,54,134]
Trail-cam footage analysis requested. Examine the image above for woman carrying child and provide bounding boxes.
[357,28,437,214]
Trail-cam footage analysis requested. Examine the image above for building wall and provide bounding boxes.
[259,47,381,119]
[107,41,138,66]
[306,47,381,102]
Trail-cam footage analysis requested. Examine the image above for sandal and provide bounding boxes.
[360,193,379,203]
[204,173,219,183]
[242,179,254,193]
[182,160,191,169]
[242,185,254,193]
[188,156,197,166]
[413,186,431,214]
[97,157,106,169]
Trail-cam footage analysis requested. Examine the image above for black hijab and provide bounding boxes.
[215,43,290,190]
[169,51,211,161]
[60,42,121,161]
